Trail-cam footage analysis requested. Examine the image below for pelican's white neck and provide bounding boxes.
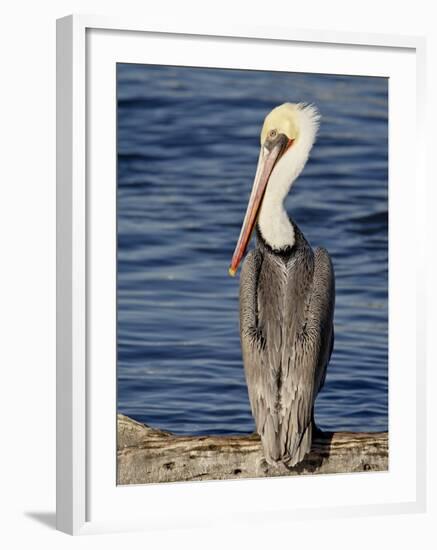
[258,192,295,250]
[258,104,319,250]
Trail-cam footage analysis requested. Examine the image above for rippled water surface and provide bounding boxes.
[117,64,388,435]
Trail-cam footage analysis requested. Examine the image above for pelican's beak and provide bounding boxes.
[229,135,288,276]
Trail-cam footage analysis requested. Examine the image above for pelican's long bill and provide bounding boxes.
[229,135,289,276]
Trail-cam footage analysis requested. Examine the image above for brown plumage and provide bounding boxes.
[239,225,335,466]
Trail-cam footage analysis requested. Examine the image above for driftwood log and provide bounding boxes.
[117,414,388,485]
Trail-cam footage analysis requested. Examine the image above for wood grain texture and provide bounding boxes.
[117,413,388,485]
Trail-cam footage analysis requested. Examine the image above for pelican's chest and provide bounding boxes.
[257,246,314,327]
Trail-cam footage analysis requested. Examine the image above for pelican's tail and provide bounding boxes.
[260,419,313,468]
[283,422,313,467]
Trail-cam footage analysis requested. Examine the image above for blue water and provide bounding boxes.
[117,64,388,435]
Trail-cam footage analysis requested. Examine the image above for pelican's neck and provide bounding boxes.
[258,190,295,250]
[257,103,319,251]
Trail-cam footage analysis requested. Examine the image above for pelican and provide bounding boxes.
[229,103,335,467]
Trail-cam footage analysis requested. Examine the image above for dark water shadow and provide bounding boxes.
[24,511,56,530]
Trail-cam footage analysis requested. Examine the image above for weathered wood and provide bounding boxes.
[117,413,388,485]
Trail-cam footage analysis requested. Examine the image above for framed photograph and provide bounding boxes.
[56,14,426,535]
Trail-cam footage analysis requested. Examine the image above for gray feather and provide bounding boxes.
[239,224,335,466]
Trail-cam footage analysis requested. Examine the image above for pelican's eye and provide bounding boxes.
[268,129,278,140]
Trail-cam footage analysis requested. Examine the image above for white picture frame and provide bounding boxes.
[56,14,427,535]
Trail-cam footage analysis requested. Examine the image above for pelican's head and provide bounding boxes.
[260,102,300,146]
[229,103,320,276]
